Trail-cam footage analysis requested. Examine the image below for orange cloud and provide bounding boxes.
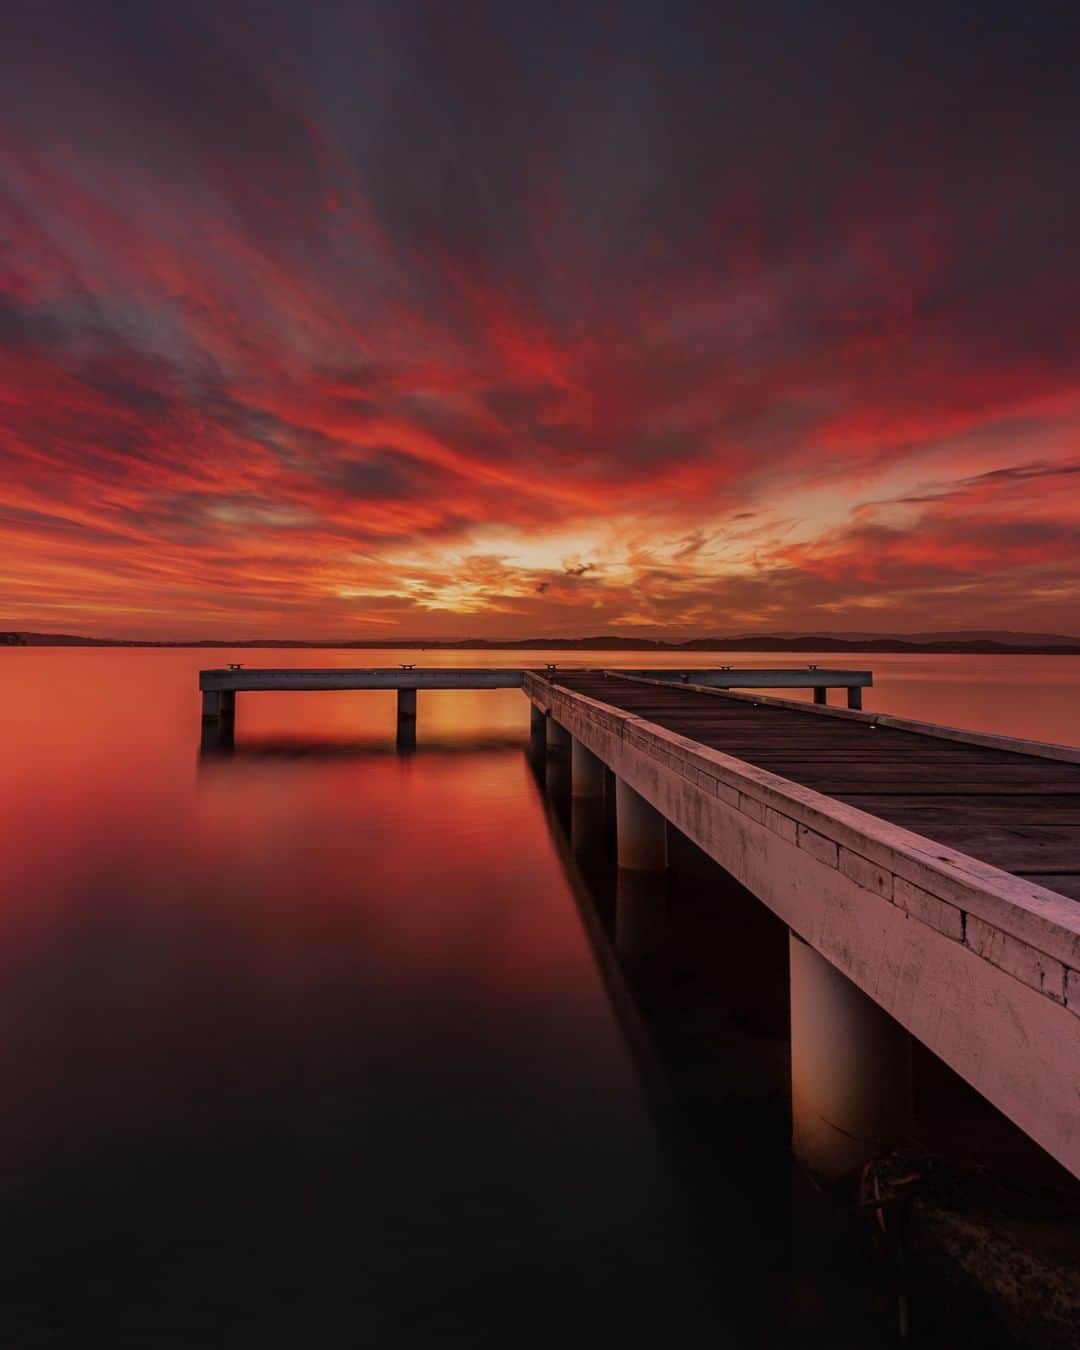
[2,2,1079,638]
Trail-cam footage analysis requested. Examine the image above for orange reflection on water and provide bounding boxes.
[1,645,1075,1341]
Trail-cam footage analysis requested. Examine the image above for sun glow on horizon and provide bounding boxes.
[2,4,1079,641]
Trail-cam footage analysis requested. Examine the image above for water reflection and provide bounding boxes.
[538,742,1032,1348]
[539,770,902,1345]
[0,658,736,1344]
[2,648,1070,1345]
[198,731,526,761]
[614,869,672,969]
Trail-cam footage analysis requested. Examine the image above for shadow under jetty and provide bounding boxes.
[530,746,1039,1348]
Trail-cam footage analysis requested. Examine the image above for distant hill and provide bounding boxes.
[4,629,1080,655]
[749,630,1080,647]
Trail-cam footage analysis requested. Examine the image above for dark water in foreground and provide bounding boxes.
[2,649,1075,1345]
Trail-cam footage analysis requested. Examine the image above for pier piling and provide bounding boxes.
[546,718,572,798]
[615,780,668,872]
[546,717,571,755]
[789,933,910,1179]
[397,687,417,728]
[571,739,605,799]
[529,702,548,758]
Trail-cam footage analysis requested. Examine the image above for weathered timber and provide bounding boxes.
[200,667,529,691]
[199,665,872,694]
[614,667,872,690]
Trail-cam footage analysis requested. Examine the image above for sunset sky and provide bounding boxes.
[2,0,1078,640]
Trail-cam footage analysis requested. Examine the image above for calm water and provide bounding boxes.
[1,648,1074,1345]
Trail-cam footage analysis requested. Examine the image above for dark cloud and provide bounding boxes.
[1,0,1078,635]
[960,460,1080,488]
[332,449,457,502]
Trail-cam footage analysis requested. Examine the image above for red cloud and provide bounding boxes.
[2,3,1079,638]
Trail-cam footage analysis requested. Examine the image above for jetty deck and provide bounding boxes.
[526,668,1080,1178]
[553,671,1080,901]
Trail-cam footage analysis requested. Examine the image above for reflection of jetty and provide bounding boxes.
[198,663,1080,1183]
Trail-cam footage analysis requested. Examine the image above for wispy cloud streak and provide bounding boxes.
[1,1,1078,637]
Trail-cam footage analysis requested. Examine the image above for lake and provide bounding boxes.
[1,648,1074,1345]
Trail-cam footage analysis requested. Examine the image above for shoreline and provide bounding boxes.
[5,636,1080,656]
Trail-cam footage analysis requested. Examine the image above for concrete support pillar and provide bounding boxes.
[571,795,605,863]
[546,717,571,756]
[201,689,235,720]
[847,687,863,711]
[529,702,547,759]
[813,687,827,706]
[200,688,235,751]
[395,687,417,753]
[615,779,667,872]
[789,933,910,1180]
[571,738,605,799]
[603,766,618,830]
[546,718,572,798]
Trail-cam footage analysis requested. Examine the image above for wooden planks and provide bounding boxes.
[553,671,1080,897]
[1026,875,1080,901]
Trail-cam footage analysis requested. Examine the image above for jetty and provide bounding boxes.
[198,664,1080,1181]
[198,663,872,724]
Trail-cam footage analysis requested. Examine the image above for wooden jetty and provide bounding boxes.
[198,663,1080,1181]
[198,663,873,749]
[552,670,1080,900]
[198,663,872,719]
[525,668,1080,1181]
